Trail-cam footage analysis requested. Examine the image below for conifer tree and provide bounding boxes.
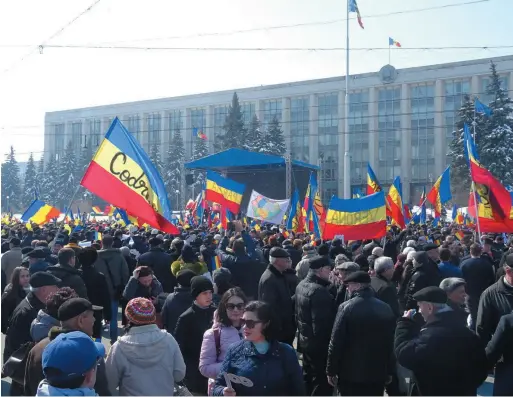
[149,144,164,177]
[245,114,265,152]
[56,141,77,209]
[262,116,286,156]
[164,128,185,209]
[36,155,46,200]
[1,146,21,211]
[192,135,209,193]
[43,154,60,206]
[22,153,37,208]
[219,92,246,150]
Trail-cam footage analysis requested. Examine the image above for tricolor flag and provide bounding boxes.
[286,189,305,233]
[426,167,452,218]
[324,192,387,240]
[349,0,364,29]
[387,176,405,229]
[303,172,325,239]
[91,206,103,215]
[389,37,401,47]
[64,207,74,224]
[404,204,412,224]
[367,164,392,216]
[21,200,60,225]
[80,118,179,234]
[419,187,427,225]
[205,171,245,215]
[193,127,207,140]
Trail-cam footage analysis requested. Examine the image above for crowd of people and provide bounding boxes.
[1,219,512,396]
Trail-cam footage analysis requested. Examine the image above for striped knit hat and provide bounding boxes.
[124,297,156,325]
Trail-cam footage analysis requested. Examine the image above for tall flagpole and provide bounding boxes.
[470,106,482,242]
[343,0,351,198]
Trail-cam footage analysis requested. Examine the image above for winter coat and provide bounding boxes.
[370,274,401,318]
[258,265,297,345]
[485,312,513,396]
[395,310,488,396]
[30,310,59,342]
[220,251,266,300]
[4,292,45,363]
[295,271,336,356]
[329,244,348,261]
[93,248,130,300]
[175,304,215,394]
[447,300,470,327]
[36,381,97,396]
[47,264,88,299]
[404,259,441,310]
[212,340,305,396]
[1,283,26,334]
[170,258,208,277]
[137,248,176,293]
[476,277,513,344]
[122,276,163,302]
[326,287,396,383]
[295,252,319,281]
[1,247,22,281]
[284,246,302,268]
[461,256,496,322]
[384,230,406,263]
[161,286,193,335]
[105,324,185,396]
[24,327,111,397]
[80,265,112,338]
[29,260,50,275]
[199,323,243,389]
[438,261,463,279]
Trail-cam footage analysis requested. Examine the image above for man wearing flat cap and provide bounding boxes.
[439,277,469,326]
[258,246,298,345]
[326,271,396,396]
[395,286,488,396]
[295,256,336,395]
[27,247,50,275]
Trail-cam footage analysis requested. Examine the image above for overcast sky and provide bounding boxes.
[1,0,512,162]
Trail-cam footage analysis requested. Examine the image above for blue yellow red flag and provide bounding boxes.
[80,118,179,234]
[205,171,245,215]
[426,167,452,217]
[286,189,304,233]
[387,176,405,229]
[366,164,381,195]
[348,0,364,29]
[21,200,60,225]
[303,172,324,238]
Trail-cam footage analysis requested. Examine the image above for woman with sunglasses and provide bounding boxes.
[212,301,305,396]
[200,288,247,395]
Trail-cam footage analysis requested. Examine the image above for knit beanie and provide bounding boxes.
[176,269,196,288]
[124,297,156,325]
[190,276,213,300]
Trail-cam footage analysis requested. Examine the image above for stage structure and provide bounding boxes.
[185,149,319,212]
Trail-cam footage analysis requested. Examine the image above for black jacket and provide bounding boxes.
[326,287,396,383]
[395,311,488,396]
[447,300,470,327]
[258,265,297,344]
[3,292,45,362]
[1,284,26,334]
[284,246,302,268]
[461,256,495,309]
[81,266,112,322]
[295,271,336,355]
[137,248,176,293]
[405,260,441,310]
[384,230,406,263]
[371,274,401,318]
[485,312,513,396]
[161,286,193,335]
[221,251,266,300]
[174,304,215,394]
[476,277,513,345]
[47,263,88,298]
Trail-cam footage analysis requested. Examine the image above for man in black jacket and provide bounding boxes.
[404,251,441,310]
[395,286,488,396]
[326,271,396,396]
[258,247,298,345]
[371,256,401,318]
[485,311,513,396]
[161,269,195,335]
[295,256,336,396]
[47,248,88,298]
[137,237,176,293]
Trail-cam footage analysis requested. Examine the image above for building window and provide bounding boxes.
[349,90,369,188]
[241,102,256,125]
[213,105,228,142]
[127,115,141,143]
[481,75,509,104]
[54,124,65,155]
[71,121,82,152]
[263,99,282,130]
[89,119,102,148]
[444,79,470,165]
[290,97,309,162]
[190,108,206,155]
[169,110,183,133]
[378,86,401,184]
[318,92,339,204]
[147,113,161,147]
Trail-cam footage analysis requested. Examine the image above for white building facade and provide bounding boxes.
[45,55,513,205]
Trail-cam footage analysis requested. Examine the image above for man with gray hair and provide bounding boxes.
[331,260,359,306]
[371,256,400,318]
[406,240,417,248]
[439,277,469,326]
[295,244,318,281]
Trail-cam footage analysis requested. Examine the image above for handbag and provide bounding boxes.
[2,341,35,385]
[174,382,193,396]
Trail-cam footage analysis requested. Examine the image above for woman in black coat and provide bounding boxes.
[1,266,29,334]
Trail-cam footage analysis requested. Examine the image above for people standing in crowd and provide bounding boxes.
[137,237,176,293]
[395,287,488,396]
[326,271,396,396]
[404,251,441,310]
[282,239,301,268]
[485,311,513,396]
[212,267,234,306]
[175,275,216,395]
[119,246,137,274]
[94,235,130,343]
[105,297,186,396]
[438,247,463,279]
[461,243,496,330]
[78,247,112,341]
[1,237,22,281]
[122,266,163,304]
[212,300,305,396]
[200,288,247,394]
[171,244,209,276]
[295,256,336,396]
[24,297,111,396]
[295,244,318,281]
[161,269,195,335]
[439,277,469,326]
[35,331,105,396]
[1,266,29,334]
[476,255,513,344]
[47,247,88,298]
[27,248,50,275]
[370,256,401,318]
[258,247,297,346]
[330,259,359,307]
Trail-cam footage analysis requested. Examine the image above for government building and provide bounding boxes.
[44,55,513,205]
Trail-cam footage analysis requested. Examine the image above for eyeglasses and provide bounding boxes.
[226,303,245,311]
[240,319,262,329]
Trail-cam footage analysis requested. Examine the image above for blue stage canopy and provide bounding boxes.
[184,148,319,170]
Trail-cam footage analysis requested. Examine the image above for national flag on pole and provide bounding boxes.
[303,172,324,238]
[349,0,364,29]
[474,98,492,116]
[80,118,179,234]
[404,204,412,224]
[193,127,207,140]
[21,200,60,225]
[426,167,452,217]
[367,164,392,216]
[324,192,387,240]
[389,37,401,47]
[387,176,405,229]
[419,187,427,225]
[286,189,305,233]
[205,171,245,215]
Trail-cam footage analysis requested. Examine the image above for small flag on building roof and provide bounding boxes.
[389,37,401,47]
[349,0,364,29]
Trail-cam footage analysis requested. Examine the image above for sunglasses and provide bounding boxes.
[240,319,262,329]
[226,303,245,311]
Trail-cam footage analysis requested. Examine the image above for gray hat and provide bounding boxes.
[269,247,290,258]
[335,261,360,271]
[439,278,466,293]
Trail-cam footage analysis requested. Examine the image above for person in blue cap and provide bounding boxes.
[36,331,105,396]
